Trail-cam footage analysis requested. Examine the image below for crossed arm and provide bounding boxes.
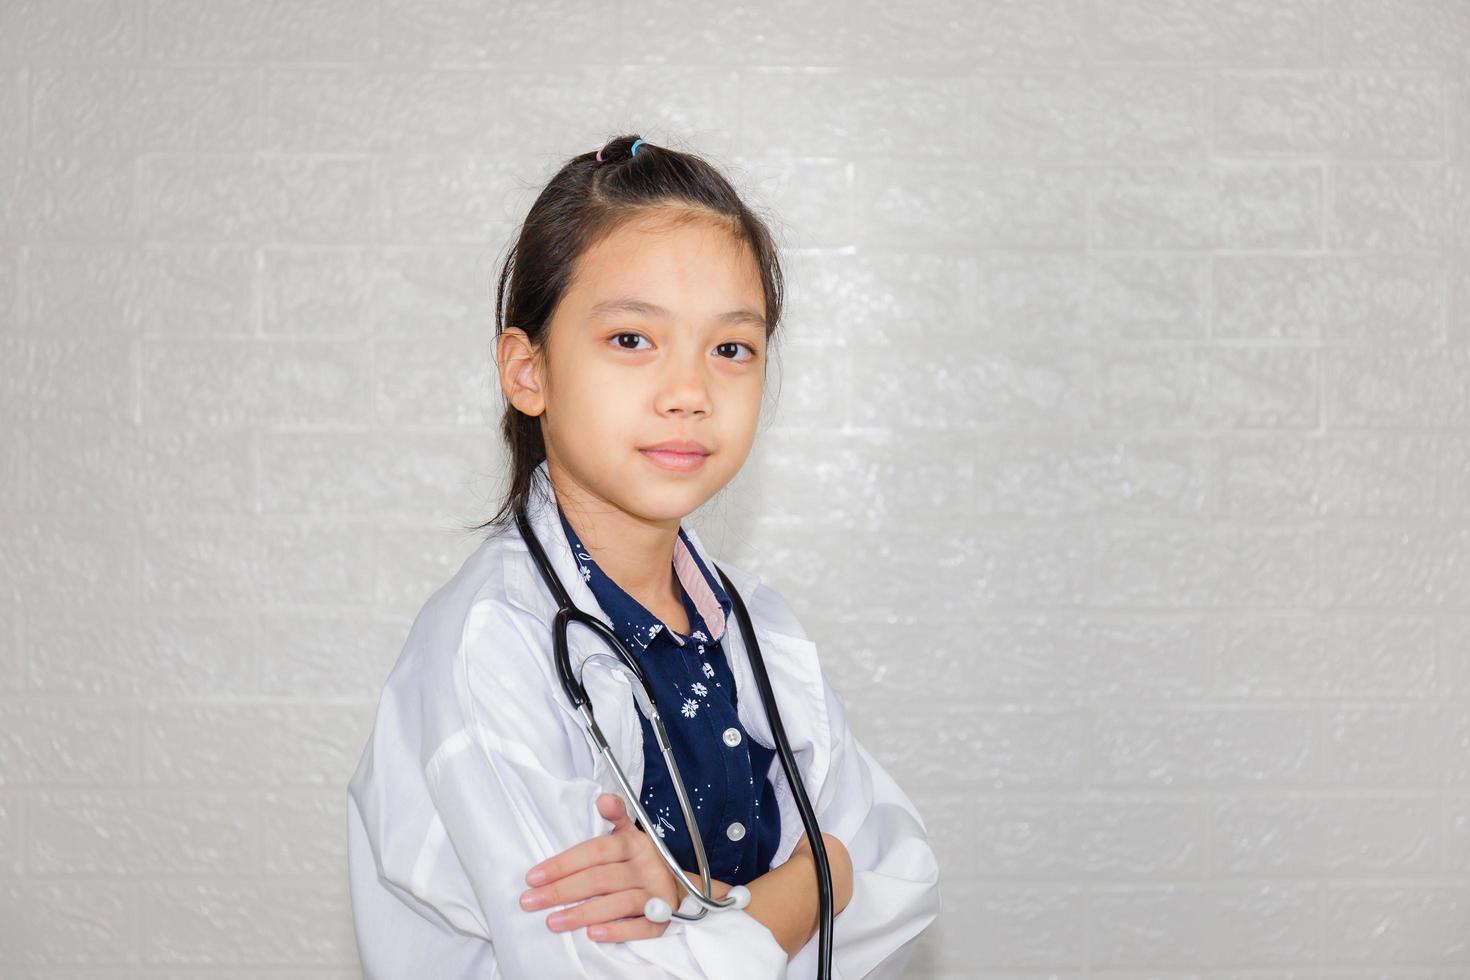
[517,793,855,959]
[689,830,854,957]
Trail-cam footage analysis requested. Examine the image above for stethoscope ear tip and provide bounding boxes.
[644,884,750,922]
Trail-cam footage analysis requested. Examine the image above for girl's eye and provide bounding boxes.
[612,332,651,351]
[715,341,758,362]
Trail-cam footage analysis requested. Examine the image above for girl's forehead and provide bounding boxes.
[568,222,763,312]
[589,217,753,271]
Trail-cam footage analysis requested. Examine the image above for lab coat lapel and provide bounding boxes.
[501,460,833,865]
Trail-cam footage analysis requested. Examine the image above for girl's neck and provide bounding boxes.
[549,464,683,616]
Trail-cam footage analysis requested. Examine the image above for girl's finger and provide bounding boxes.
[596,792,630,830]
[527,859,638,910]
[542,888,657,936]
[588,914,669,943]
[524,833,627,888]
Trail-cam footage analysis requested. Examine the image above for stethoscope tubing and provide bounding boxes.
[514,500,834,979]
[517,504,734,919]
[714,561,835,973]
[570,689,723,919]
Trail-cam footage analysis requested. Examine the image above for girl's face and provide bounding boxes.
[500,210,769,530]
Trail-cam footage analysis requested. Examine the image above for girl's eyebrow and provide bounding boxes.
[587,297,766,330]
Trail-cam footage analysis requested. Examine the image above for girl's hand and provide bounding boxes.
[519,793,684,942]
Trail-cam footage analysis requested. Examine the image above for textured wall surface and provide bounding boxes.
[3,0,1470,976]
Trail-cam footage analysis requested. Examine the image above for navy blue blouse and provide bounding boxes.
[556,503,781,887]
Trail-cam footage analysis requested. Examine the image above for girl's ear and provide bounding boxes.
[497,327,546,417]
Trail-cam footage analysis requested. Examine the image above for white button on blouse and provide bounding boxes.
[726,821,746,842]
[722,726,742,747]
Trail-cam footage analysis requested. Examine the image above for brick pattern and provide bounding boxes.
[2,0,1469,976]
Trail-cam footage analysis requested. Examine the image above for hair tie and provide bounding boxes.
[595,139,645,164]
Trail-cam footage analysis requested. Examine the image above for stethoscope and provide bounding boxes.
[514,500,835,979]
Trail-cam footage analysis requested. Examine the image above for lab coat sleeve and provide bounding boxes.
[785,674,944,979]
[350,598,793,980]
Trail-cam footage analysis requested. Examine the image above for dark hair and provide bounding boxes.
[464,134,788,537]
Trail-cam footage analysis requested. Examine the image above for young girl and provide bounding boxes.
[347,135,941,979]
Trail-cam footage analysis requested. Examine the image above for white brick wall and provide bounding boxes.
[1,0,1468,976]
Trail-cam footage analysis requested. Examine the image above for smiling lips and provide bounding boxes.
[639,440,710,473]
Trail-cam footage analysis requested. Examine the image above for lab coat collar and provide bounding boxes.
[497,459,833,863]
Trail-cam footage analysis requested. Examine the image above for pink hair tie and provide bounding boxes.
[596,146,604,163]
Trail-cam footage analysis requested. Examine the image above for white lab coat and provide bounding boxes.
[347,460,942,978]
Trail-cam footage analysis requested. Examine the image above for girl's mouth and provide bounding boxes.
[639,449,709,473]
